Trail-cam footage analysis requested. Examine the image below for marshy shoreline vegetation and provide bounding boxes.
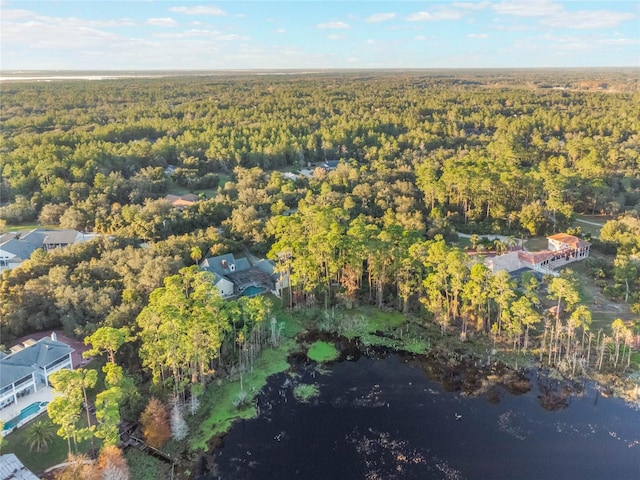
[0,69,638,478]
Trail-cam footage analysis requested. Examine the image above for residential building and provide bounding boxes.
[0,236,39,271]
[0,454,39,480]
[200,253,276,298]
[485,233,591,276]
[0,228,85,272]
[322,160,340,171]
[0,334,74,410]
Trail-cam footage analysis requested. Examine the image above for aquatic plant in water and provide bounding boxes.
[402,336,431,355]
[293,383,320,403]
[307,341,339,362]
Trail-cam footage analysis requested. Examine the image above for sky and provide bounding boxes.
[1,0,639,70]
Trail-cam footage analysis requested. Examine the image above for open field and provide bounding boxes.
[573,214,608,238]
[2,223,58,232]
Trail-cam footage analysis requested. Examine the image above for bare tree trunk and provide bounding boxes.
[586,333,593,367]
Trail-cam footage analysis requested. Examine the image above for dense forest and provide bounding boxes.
[1,70,639,478]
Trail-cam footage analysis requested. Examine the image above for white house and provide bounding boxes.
[201,254,249,298]
[485,233,591,276]
[0,236,38,272]
[200,253,277,298]
[0,334,74,409]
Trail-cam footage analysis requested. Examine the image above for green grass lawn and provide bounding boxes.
[3,222,58,232]
[573,214,606,238]
[2,414,99,474]
[454,236,472,249]
[574,214,607,225]
[0,358,106,473]
[524,237,549,251]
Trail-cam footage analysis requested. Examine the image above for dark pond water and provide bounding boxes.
[200,354,640,480]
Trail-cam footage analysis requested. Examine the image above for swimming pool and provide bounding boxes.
[242,285,267,297]
[2,401,49,432]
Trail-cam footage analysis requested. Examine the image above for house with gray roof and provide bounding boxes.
[42,229,80,250]
[322,159,341,171]
[0,229,83,272]
[0,334,74,409]
[0,238,40,271]
[0,454,39,480]
[201,253,275,298]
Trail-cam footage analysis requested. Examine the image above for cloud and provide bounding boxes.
[492,1,635,30]
[452,2,491,10]
[365,38,376,45]
[87,18,137,28]
[492,0,564,17]
[169,5,226,16]
[2,8,35,19]
[542,10,635,30]
[406,10,463,21]
[1,16,140,53]
[538,33,629,53]
[365,12,397,23]
[317,21,350,29]
[468,33,489,39]
[1,9,136,30]
[275,28,286,34]
[599,38,639,45]
[327,33,346,40]
[146,17,177,27]
[152,29,248,40]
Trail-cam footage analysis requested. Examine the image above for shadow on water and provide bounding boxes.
[196,346,640,480]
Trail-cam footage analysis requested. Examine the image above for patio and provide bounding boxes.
[0,385,55,432]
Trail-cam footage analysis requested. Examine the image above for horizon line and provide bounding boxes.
[2,66,639,73]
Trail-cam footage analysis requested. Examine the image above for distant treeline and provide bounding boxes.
[1,71,638,238]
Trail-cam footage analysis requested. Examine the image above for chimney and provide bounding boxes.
[51,332,57,342]
[221,259,228,269]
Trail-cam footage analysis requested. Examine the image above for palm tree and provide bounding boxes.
[503,235,518,251]
[23,419,57,452]
[190,245,203,265]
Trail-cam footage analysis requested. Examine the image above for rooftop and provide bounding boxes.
[0,454,39,480]
[547,233,591,249]
[518,250,554,264]
[0,238,38,261]
[0,337,74,389]
[43,229,79,245]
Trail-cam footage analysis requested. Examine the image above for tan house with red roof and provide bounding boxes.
[486,233,590,276]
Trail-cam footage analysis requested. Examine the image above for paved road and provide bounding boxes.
[575,218,605,227]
